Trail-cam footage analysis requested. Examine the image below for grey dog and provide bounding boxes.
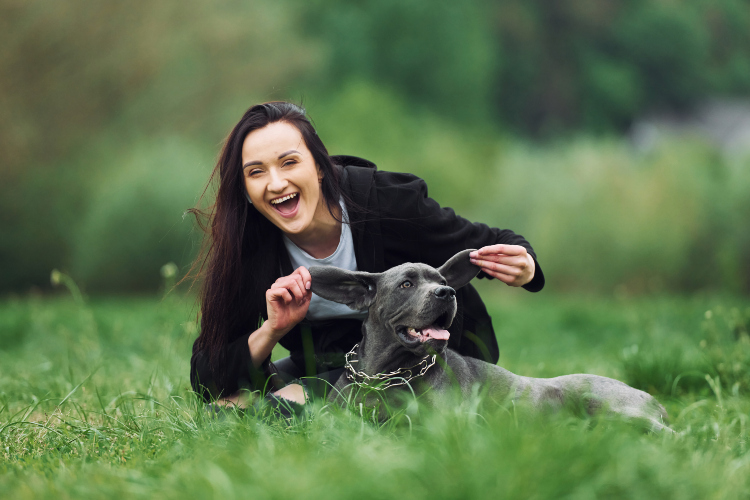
[309,249,670,432]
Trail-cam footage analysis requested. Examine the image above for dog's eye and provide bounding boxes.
[440,279,446,286]
[400,280,412,289]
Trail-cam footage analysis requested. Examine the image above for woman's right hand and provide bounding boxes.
[265,266,312,338]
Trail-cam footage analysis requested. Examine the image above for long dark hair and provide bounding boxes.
[186,102,345,381]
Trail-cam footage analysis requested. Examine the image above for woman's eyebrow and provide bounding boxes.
[278,149,300,159]
[243,150,301,169]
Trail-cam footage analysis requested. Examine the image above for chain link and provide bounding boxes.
[344,343,437,391]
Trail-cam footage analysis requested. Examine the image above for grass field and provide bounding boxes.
[1,285,749,499]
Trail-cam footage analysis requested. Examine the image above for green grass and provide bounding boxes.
[1,288,749,498]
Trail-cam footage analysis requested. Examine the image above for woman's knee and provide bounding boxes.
[273,383,307,405]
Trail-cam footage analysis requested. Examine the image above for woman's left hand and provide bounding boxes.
[469,244,535,287]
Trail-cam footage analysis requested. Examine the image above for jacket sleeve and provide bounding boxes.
[190,328,282,403]
[375,171,545,292]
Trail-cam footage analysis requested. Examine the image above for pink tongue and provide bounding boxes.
[275,196,299,215]
[422,326,450,340]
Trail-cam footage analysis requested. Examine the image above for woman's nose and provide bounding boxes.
[267,169,288,192]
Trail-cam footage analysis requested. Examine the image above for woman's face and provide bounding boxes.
[241,121,326,237]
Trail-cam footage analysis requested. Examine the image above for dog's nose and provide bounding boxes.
[434,286,456,300]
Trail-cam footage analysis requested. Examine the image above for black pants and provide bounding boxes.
[273,356,345,400]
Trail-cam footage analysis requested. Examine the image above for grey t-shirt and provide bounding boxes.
[282,200,368,321]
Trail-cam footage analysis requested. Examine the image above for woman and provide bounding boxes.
[189,102,544,407]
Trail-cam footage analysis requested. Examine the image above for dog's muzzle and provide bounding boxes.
[433,286,456,300]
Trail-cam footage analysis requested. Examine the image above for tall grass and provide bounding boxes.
[2,289,750,498]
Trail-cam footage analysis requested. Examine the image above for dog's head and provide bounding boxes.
[310,249,480,356]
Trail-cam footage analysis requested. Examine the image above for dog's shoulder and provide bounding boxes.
[439,349,522,397]
[439,349,496,389]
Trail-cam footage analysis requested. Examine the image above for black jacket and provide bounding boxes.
[190,156,544,401]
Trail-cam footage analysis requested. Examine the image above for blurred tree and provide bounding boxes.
[298,0,750,134]
[0,0,318,291]
[2,0,749,292]
[491,0,750,135]
[300,0,498,122]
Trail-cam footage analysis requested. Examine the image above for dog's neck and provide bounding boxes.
[358,321,428,375]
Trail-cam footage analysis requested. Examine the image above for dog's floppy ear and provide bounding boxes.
[438,249,481,290]
[309,266,381,310]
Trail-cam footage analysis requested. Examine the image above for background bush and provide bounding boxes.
[71,138,210,292]
[305,0,750,134]
[1,0,749,294]
[484,137,750,294]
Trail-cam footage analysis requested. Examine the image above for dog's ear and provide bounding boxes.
[438,249,481,289]
[309,266,381,310]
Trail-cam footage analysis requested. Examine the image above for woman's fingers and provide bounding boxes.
[267,286,293,304]
[271,279,299,303]
[288,276,307,302]
[291,268,312,301]
[294,266,312,290]
[265,268,314,335]
[273,273,308,303]
[470,246,535,287]
[470,258,523,277]
[474,253,527,268]
[481,269,516,284]
[470,244,526,258]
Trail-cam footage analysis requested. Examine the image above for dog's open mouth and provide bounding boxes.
[397,312,452,346]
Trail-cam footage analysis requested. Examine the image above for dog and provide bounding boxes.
[309,250,670,432]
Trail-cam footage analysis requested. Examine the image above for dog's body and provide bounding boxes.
[310,250,670,432]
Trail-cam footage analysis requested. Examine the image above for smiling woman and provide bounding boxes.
[187,102,545,408]
[241,122,341,258]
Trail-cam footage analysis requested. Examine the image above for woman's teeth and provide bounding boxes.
[271,193,298,205]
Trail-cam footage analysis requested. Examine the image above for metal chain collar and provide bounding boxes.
[344,343,437,391]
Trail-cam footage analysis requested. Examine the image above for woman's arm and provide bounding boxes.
[374,171,545,292]
[250,266,312,365]
[190,266,312,402]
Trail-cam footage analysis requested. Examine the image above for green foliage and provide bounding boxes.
[71,138,210,292]
[302,0,498,122]
[0,302,30,350]
[306,81,499,209]
[493,0,750,133]
[5,92,750,293]
[3,293,750,497]
[0,0,317,291]
[0,162,85,291]
[2,0,750,292]
[304,0,750,133]
[483,137,750,294]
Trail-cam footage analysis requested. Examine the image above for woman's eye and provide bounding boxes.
[400,281,412,289]
[282,160,297,167]
[247,169,263,177]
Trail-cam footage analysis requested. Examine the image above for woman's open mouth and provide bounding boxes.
[270,192,300,217]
